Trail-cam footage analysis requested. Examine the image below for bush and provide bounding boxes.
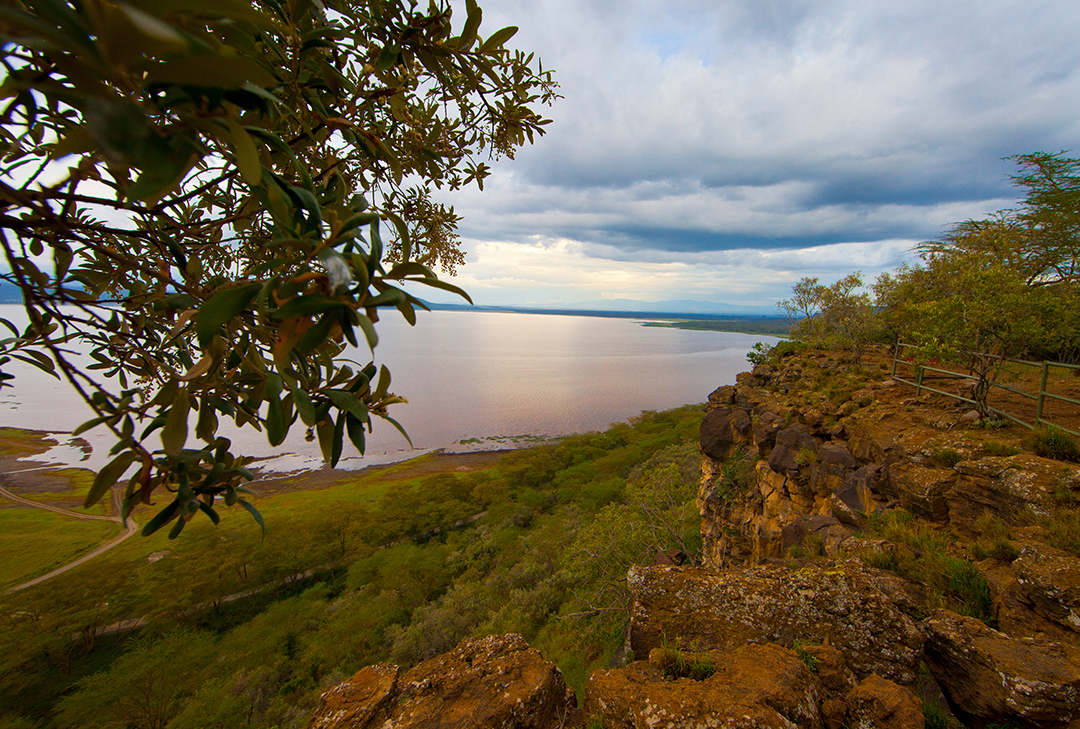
[793,641,819,672]
[930,448,964,468]
[1024,425,1080,462]
[654,639,715,681]
[746,342,774,366]
[983,441,1021,457]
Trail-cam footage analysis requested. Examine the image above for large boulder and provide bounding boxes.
[307,664,399,729]
[1012,543,1080,635]
[947,456,1080,532]
[844,674,924,729]
[923,609,1080,727]
[700,405,753,461]
[585,643,822,729]
[627,563,924,684]
[768,423,818,474]
[305,634,574,729]
[886,463,955,521]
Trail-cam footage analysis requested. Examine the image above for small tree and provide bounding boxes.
[0,0,556,534]
[778,276,824,342]
[908,260,1054,415]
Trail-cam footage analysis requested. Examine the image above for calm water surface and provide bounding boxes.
[0,307,776,472]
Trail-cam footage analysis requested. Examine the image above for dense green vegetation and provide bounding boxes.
[779,152,1080,417]
[0,406,703,728]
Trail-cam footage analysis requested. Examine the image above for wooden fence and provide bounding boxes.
[890,343,1080,438]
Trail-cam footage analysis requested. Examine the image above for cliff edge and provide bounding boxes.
[310,349,1080,729]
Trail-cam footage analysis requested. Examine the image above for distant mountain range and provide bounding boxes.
[547,298,779,316]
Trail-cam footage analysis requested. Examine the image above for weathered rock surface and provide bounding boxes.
[627,563,924,684]
[700,405,753,461]
[923,609,1080,727]
[306,634,575,729]
[586,643,822,729]
[844,674,924,729]
[947,456,1080,531]
[1013,543,1080,634]
[308,664,399,729]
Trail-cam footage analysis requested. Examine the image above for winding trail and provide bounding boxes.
[1,477,137,593]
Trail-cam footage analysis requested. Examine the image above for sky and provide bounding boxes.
[422,0,1080,310]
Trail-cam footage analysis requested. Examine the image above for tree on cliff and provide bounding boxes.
[0,0,556,536]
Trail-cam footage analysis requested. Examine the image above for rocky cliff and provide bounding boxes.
[308,350,1080,729]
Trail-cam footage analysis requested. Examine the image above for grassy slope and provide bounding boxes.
[0,406,706,727]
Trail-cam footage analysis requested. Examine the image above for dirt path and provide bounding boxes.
[1,480,137,593]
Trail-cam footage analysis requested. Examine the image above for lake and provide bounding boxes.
[0,307,777,472]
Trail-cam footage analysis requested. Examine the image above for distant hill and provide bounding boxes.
[548,298,779,316]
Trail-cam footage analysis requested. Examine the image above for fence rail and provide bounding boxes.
[890,343,1080,438]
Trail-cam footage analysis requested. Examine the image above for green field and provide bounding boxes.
[0,508,121,589]
[0,406,707,728]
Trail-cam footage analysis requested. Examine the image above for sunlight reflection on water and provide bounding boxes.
[0,308,776,473]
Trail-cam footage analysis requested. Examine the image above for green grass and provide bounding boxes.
[1024,425,1080,462]
[0,427,54,457]
[930,448,964,468]
[982,441,1022,457]
[862,509,993,622]
[0,508,120,588]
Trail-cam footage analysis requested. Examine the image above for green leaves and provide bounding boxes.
[85,451,137,508]
[145,56,277,89]
[226,119,262,186]
[0,0,556,541]
[162,385,190,457]
[480,26,518,53]
[196,282,262,347]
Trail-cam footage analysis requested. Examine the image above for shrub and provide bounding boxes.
[1024,425,1080,462]
[772,340,808,359]
[793,641,819,672]
[930,448,964,468]
[983,441,1022,457]
[746,342,774,366]
[654,638,715,681]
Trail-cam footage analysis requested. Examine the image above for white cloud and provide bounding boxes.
[431,0,1080,305]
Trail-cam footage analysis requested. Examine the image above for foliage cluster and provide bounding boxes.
[778,152,1080,416]
[0,0,556,535]
[0,406,704,728]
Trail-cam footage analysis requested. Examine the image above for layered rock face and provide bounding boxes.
[691,352,1080,728]
[306,634,576,729]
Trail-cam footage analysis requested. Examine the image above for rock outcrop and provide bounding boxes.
[306,634,575,729]
[627,563,923,685]
[924,609,1080,727]
[586,643,823,728]
[309,350,1080,729]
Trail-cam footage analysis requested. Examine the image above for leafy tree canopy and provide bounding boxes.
[0,0,556,536]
